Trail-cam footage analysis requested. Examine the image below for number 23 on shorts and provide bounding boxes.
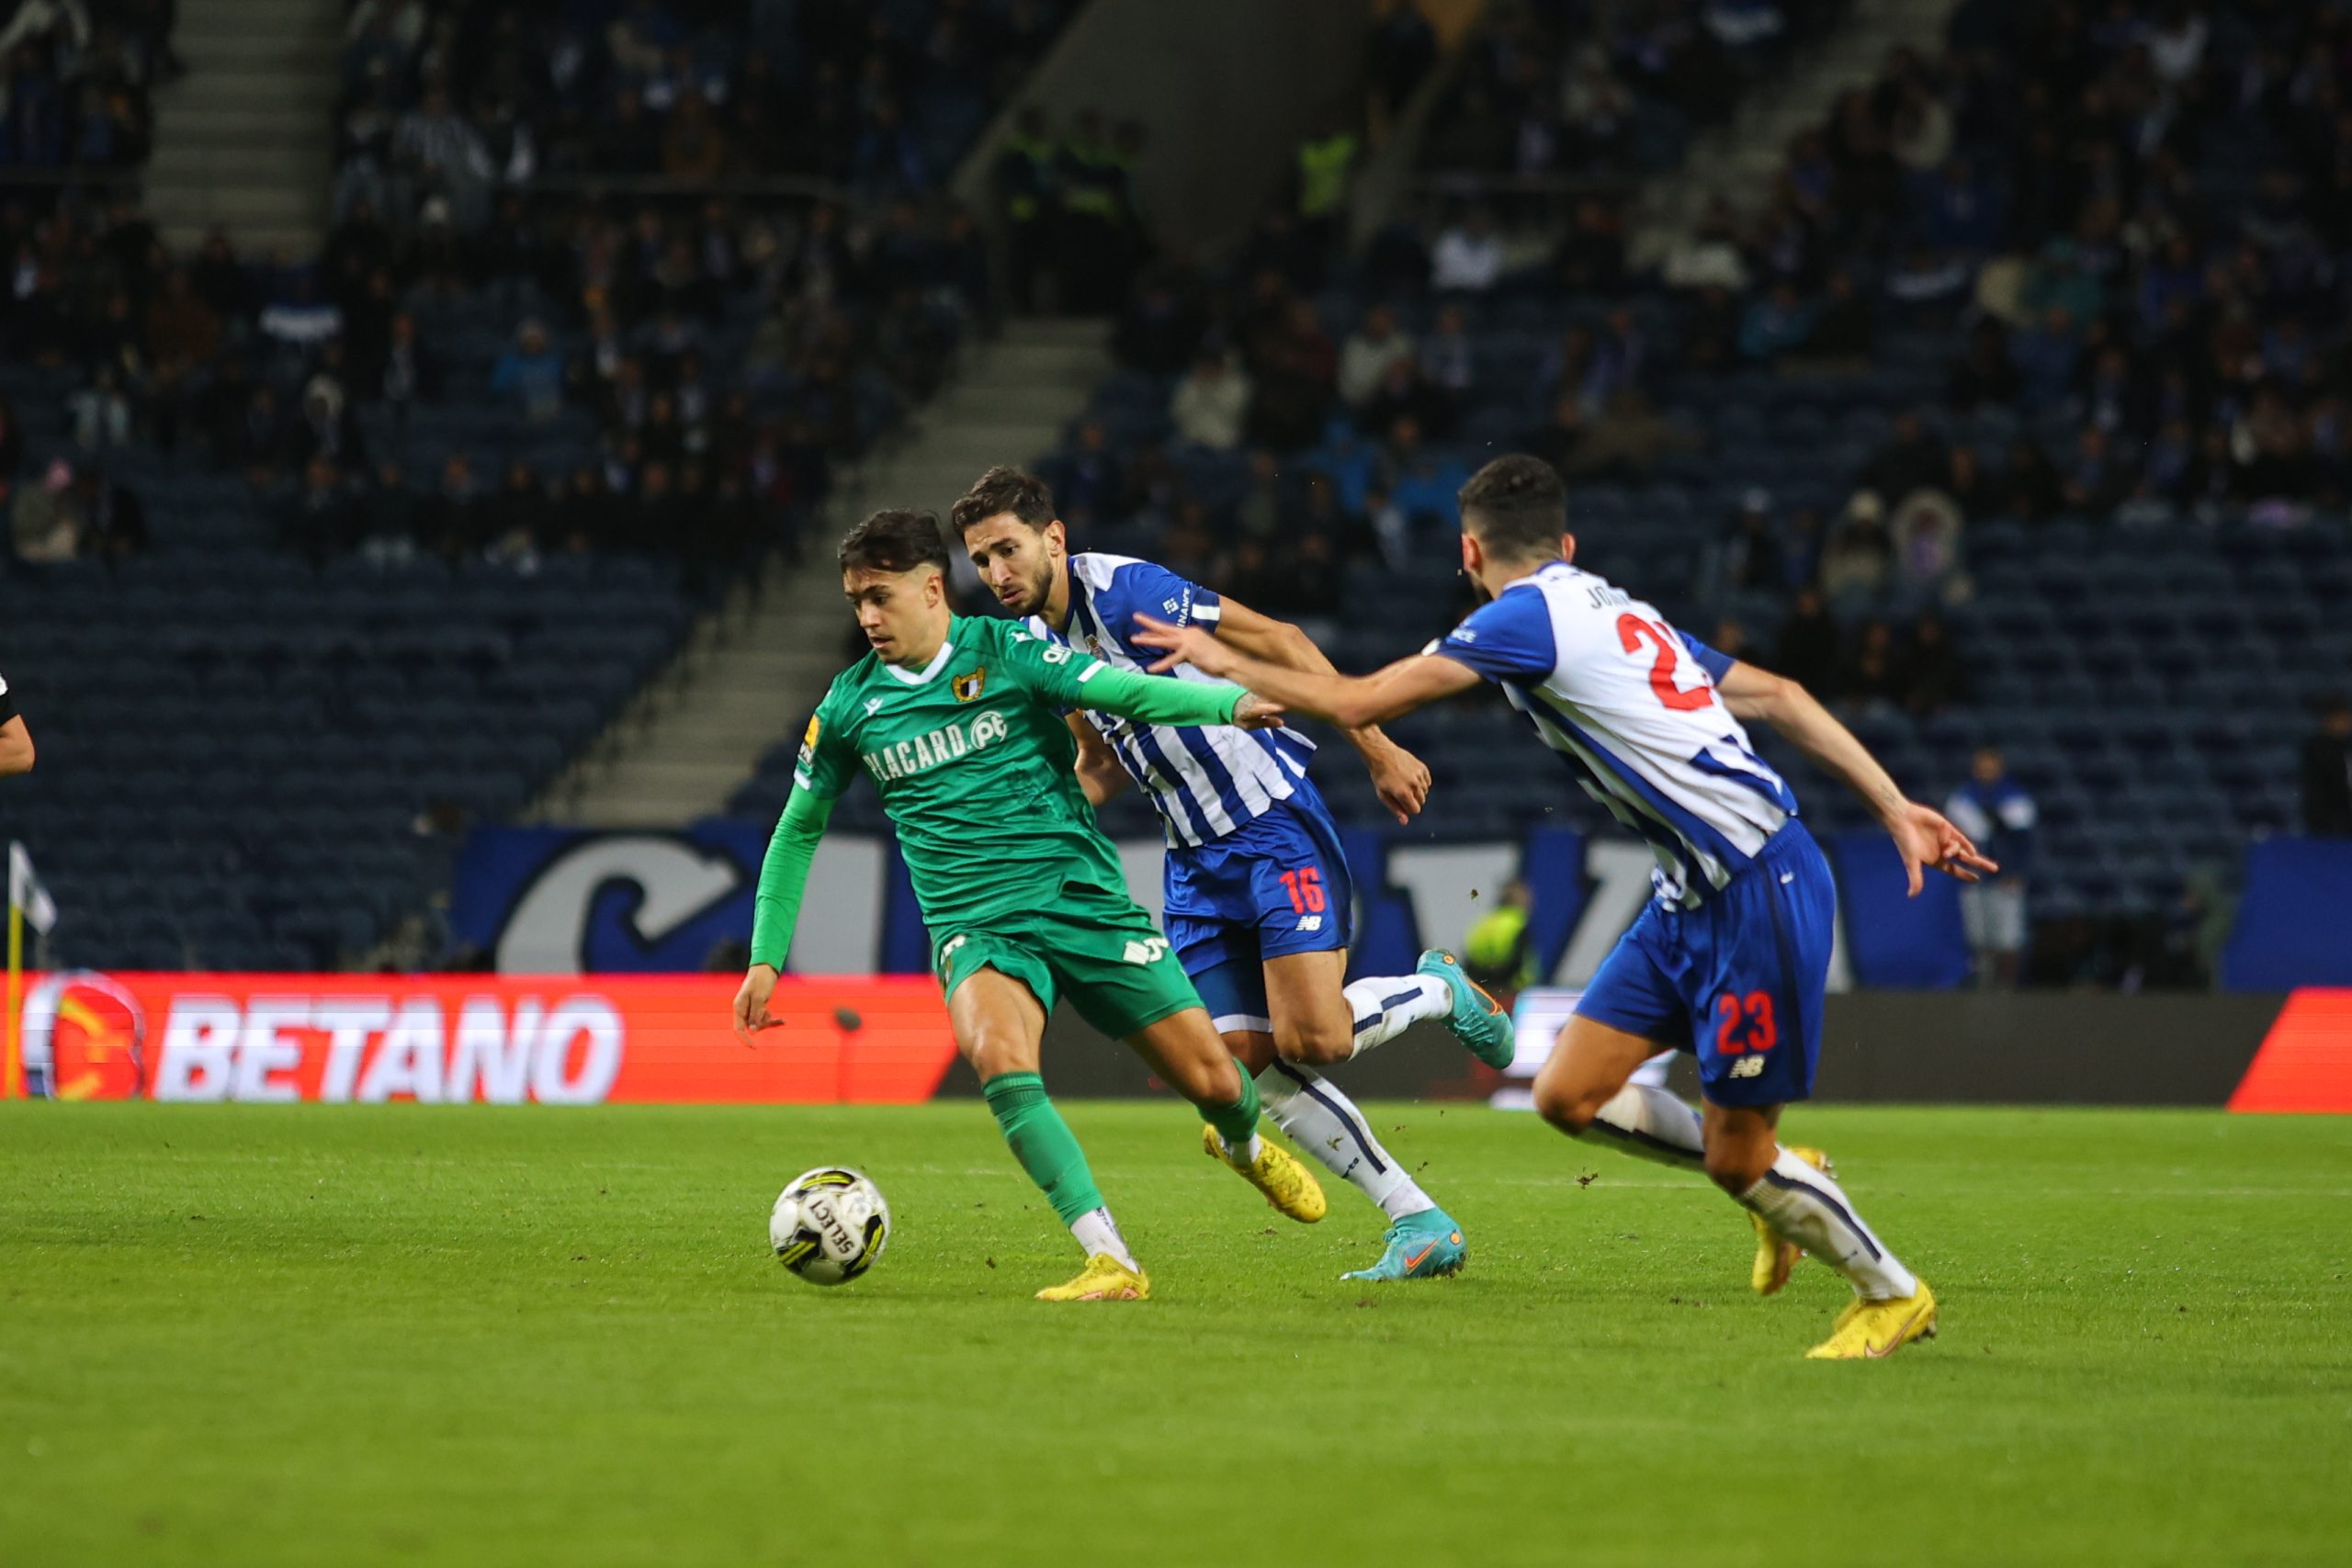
[1713,990,1778,1054]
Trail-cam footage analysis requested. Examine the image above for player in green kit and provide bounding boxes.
[733,509,1327,1302]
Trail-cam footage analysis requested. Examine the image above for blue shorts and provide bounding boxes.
[1162,794,1354,1034]
[1575,820,1835,1108]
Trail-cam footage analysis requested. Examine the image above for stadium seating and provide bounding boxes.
[334,0,1075,213]
[2,1,1037,969]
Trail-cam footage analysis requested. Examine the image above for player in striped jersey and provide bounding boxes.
[952,467,1511,1281]
[1136,456,1995,1359]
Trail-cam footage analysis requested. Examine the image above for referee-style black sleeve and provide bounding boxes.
[0,672,16,725]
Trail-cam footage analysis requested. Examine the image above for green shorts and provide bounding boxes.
[932,886,1204,1042]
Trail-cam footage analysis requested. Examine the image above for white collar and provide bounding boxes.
[881,635,957,685]
[1493,559,1569,594]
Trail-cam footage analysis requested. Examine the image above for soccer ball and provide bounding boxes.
[770,1167,891,1285]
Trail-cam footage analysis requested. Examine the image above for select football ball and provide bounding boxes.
[770,1167,891,1285]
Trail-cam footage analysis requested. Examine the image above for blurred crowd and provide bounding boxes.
[1665,0,2352,523]
[1424,0,1852,188]
[6,2,1071,584]
[4,179,995,584]
[0,0,177,172]
[334,0,1072,235]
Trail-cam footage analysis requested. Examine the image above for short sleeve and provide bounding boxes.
[0,671,15,726]
[1102,559,1220,637]
[997,624,1112,708]
[1675,630,1736,683]
[792,690,857,800]
[1430,589,1558,684]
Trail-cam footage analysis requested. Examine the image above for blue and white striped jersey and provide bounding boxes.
[1029,552,1319,849]
[1432,560,1798,908]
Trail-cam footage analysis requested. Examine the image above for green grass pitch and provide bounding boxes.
[4,1101,2348,1566]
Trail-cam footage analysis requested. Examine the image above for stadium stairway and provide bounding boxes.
[549,318,1113,827]
[1630,0,1958,267]
[144,0,339,255]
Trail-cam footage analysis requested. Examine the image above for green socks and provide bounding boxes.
[1198,1062,1261,1151]
[981,1065,1257,1225]
[982,1072,1107,1225]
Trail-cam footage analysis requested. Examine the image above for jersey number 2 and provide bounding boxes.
[1617,614,1715,711]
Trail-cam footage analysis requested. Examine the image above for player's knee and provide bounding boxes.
[1224,1031,1276,1075]
[1532,1073,1600,1135]
[1272,1018,1351,1066]
[1702,1139,1770,1194]
[1180,1052,1243,1108]
[960,1027,1037,1081]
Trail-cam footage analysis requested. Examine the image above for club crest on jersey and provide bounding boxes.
[952,669,986,703]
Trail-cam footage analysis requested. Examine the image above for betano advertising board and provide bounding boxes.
[7,970,2351,1111]
[9,973,956,1105]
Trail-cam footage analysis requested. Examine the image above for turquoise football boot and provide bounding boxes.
[1341,1209,1467,1281]
[1417,950,1515,1067]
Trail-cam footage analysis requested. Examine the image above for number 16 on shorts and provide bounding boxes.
[1277,866,1327,914]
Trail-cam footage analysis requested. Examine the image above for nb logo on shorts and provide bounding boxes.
[1295,915,1323,932]
[1121,937,1170,965]
[1728,1055,1766,1079]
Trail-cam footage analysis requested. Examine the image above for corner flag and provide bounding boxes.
[10,841,57,936]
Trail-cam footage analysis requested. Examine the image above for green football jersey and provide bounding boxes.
[795,615,1149,931]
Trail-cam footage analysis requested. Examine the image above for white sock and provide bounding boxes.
[1630,1050,1676,1089]
[1736,1149,1918,1301]
[1218,1130,1264,1165]
[1255,1063,1437,1223]
[1069,1205,1139,1271]
[1585,1082,1707,1169]
[1343,975,1451,1055]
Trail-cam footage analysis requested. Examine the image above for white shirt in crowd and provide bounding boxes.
[1432,224,1504,292]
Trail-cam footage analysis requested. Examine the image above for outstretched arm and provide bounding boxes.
[1068,660,1284,730]
[735,787,837,1041]
[1212,597,1429,822]
[1135,614,1480,729]
[1713,660,1998,896]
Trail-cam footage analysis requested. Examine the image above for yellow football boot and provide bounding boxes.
[1035,1253,1150,1302]
[1750,1145,1834,1296]
[1805,1280,1938,1359]
[1202,1124,1327,1222]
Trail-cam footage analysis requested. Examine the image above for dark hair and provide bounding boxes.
[1457,455,1567,559]
[949,465,1055,537]
[838,509,950,575]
